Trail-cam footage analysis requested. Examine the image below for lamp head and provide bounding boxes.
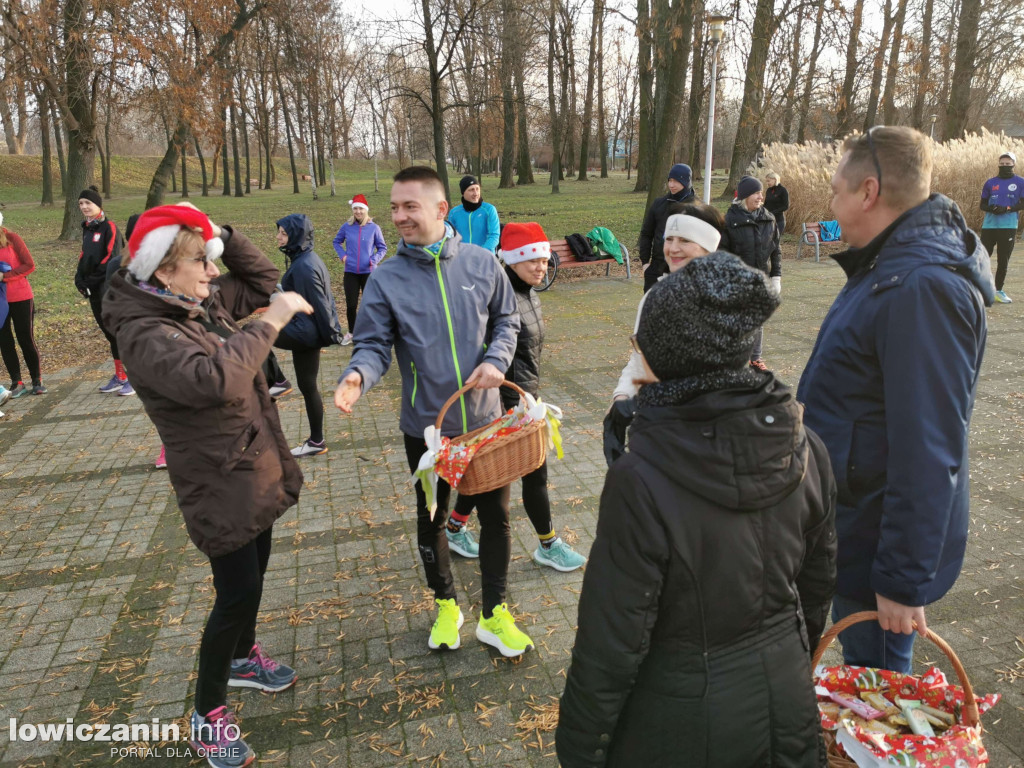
[708,14,729,42]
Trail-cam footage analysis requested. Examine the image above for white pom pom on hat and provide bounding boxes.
[127,205,223,281]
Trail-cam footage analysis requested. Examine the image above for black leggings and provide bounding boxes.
[403,433,511,614]
[0,299,41,383]
[343,271,370,333]
[274,331,324,443]
[981,228,1016,291]
[88,289,119,359]
[195,526,272,716]
[454,459,553,537]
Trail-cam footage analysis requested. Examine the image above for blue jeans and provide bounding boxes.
[831,594,916,673]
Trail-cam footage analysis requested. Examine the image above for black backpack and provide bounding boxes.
[566,233,599,261]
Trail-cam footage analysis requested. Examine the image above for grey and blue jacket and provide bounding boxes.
[341,226,520,438]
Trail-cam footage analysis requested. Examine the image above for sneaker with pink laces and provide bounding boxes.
[228,643,297,692]
[188,706,254,768]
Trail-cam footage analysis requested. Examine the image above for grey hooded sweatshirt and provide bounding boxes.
[341,226,520,438]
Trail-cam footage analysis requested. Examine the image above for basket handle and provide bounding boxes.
[811,610,979,727]
[434,379,529,431]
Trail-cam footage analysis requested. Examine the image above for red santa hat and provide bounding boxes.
[499,222,550,265]
[127,205,223,281]
[349,194,369,210]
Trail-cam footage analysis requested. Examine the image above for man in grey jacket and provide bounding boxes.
[335,166,535,657]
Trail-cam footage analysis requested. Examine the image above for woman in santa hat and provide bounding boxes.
[102,203,313,768]
[332,193,387,345]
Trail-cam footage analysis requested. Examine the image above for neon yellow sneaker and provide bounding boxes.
[428,598,464,650]
[475,603,534,658]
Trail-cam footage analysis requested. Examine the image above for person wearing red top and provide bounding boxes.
[0,213,45,396]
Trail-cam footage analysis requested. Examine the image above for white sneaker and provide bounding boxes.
[0,385,10,407]
[341,333,354,346]
[291,439,328,457]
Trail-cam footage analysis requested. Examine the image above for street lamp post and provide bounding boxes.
[703,15,729,204]
[929,114,938,140]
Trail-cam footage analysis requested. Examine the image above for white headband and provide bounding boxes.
[663,214,721,254]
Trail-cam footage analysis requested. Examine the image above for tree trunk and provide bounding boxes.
[50,100,66,195]
[862,0,894,132]
[881,0,908,125]
[194,134,208,196]
[515,65,534,184]
[421,0,451,199]
[230,100,243,198]
[211,143,220,188]
[548,0,562,193]
[633,0,653,192]
[58,0,98,240]
[101,106,112,197]
[835,1,864,138]
[910,0,934,129]
[781,11,804,141]
[577,0,603,180]
[945,0,980,139]
[276,73,300,193]
[499,0,517,189]
[796,0,825,143]
[222,105,231,196]
[38,93,54,205]
[145,119,191,209]
[241,104,251,194]
[646,0,694,209]
[726,0,777,197]
[686,0,705,175]
[598,6,607,178]
[180,131,189,198]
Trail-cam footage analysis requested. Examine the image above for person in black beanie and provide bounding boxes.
[557,250,836,768]
[75,185,132,395]
[638,163,697,292]
[722,174,782,371]
[448,174,500,252]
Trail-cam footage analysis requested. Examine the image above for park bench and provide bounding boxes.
[796,220,841,263]
[536,239,631,291]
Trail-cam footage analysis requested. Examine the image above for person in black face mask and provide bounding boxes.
[637,164,697,292]
[980,151,1024,303]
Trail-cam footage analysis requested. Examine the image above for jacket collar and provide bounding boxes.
[396,223,459,264]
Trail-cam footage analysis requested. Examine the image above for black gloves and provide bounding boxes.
[603,397,636,467]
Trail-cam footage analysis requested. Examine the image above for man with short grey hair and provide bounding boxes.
[797,126,994,672]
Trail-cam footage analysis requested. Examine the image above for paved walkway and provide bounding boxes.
[0,258,1021,767]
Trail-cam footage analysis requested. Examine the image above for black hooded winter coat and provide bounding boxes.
[557,378,836,768]
[723,202,782,277]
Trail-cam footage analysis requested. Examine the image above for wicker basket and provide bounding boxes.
[435,380,548,495]
[812,610,980,768]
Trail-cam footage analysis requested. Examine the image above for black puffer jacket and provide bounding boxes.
[723,202,782,277]
[500,266,543,410]
[557,377,836,768]
[637,187,697,275]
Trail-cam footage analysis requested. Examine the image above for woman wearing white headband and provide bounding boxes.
[605,203,725,464]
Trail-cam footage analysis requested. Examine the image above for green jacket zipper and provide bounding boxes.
[427,242,467,431]
[410,361,418,408]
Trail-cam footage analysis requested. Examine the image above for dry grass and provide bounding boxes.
[750,129,1024,235]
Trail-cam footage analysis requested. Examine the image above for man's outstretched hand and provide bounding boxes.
[876,593,928,637]
[464,362,503,389]
[334,371,363,413]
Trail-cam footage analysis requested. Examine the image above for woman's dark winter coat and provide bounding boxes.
[723,202,782,277]
[765,184,790,234]
[277,214,343,348]
[500,265,543,411]
[556,377,836,768]
[102,228,303,558]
